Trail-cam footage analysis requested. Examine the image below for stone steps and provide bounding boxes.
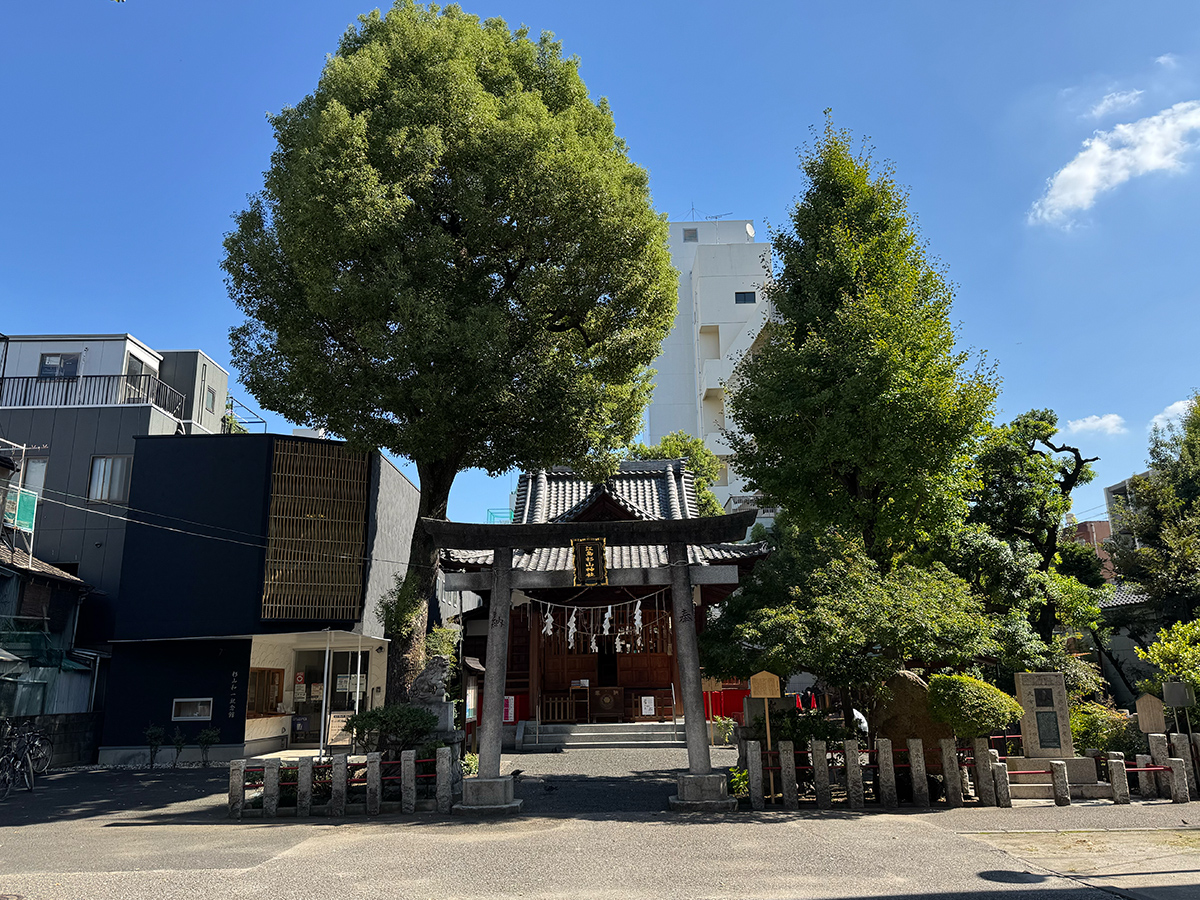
[518,721,687,751]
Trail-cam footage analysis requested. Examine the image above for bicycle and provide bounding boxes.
[0,720,41,799]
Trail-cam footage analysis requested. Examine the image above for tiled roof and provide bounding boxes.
[0,545,87,585]
[445,541,767,572]
[1099,582,1151,609]
[445,459,766,574]
[512,460,699,523]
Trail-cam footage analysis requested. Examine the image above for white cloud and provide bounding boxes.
[1089,89,1143,118]
[1030,101,1200,225]
[1066,414,1129,435]
[1150,399,1193,430]
[1157,53,1179,68]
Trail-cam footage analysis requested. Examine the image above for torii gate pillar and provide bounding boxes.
[667,541,737,811]
[454,546,522,815]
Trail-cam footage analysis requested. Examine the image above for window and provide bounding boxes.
[88,456,131,503]
[21,458,47,497]
[38,353,79,379]
[246,668,285,718]
[172,698,213,721]
[735,291,756,304]
[682,228,698,243]
[205,387,217,413]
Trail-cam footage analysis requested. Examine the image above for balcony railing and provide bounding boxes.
[0,374,185,418]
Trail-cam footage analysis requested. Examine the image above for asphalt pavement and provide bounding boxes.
[0,749,1195,900]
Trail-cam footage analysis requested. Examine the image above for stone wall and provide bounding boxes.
[12,711,102,767]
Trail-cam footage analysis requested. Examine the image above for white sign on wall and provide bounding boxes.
[641,695,655,716]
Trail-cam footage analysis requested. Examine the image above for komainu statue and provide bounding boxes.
[409,654,451,707]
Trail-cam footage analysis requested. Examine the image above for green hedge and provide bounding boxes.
[928,674,1022,739]
[1070,702,1148,758]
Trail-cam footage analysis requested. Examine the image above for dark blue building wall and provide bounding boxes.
[100,638,251,750]
[115,433,273,641]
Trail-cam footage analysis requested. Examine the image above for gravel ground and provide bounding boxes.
[498,746,739,814]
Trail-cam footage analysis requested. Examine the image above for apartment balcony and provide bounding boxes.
[700,357,733,399]
[0,374,185,418]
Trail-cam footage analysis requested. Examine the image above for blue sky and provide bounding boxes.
[2,1,1198,522]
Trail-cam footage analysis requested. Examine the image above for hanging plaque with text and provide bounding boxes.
[571,538,607,587]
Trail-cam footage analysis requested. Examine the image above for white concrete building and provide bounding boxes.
[646,220,772,514]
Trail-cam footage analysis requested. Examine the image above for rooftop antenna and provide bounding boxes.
[705,212,732,220]
[686,202,703,220]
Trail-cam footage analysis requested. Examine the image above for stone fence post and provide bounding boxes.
[1170,733,1197,798]
[992,757,1012,808]
[366,753,382,816]
[263,758,281,817]
[939,739,963,808]
[401,750,416,814]
[779,740,799,810]
[298,757,313,816]
[1107,752,1130,804]
[331,754,348,817]
[228,759,245,819]
[1135,754,1158,798]
[907,738,929,808]
[747,740,764,810]
[877,738,898,809]
[1050,760,1071,806]
[1150,734,1171,796]
[811,740,831,810]
[1168,758,1191,803]
[973,738,996,807]
[845,739,864,810]
[436,747,452,813]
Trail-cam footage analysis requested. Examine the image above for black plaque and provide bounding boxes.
[571,538,607,587]
[1034,688,1054,708]
[1035,710,1061,749]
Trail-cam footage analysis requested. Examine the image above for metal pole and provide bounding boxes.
[318,630,331,759]
[354,633,362,716]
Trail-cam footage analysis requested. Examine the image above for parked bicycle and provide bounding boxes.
[0,719,53,799]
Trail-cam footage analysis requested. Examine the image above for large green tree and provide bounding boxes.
[700,515,996,717]
[963,409,1099,640]
[222,3,676,700]
[726,122,997,571]
[1110,393,1200,623]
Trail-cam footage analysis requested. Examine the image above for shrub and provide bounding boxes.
[1070,701,1148,758]
[196,727,221,767]
[728,767,749,797]
[928,674,1022,739]
[746,708,850,746]
[342,705,438,756]
[171,726,187,767]
[144,724,165,769]
[712,715,737,745]
[462,753,479,777]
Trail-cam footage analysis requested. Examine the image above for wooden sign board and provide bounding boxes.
[749,670,780,699]
[1136,693,1167,734]
[571,538,607,587]
[701,677,723,693]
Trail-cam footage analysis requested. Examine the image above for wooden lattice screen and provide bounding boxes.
[261,438,370,620]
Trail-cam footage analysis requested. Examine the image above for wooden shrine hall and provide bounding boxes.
[427,460,767,813]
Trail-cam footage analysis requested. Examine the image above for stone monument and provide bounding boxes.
[1006,672,1100,799]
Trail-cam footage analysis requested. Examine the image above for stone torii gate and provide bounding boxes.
[424,511,757,814]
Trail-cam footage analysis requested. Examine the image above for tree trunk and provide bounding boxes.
[384,459,459,706]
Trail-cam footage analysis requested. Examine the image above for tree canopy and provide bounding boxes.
[627,430,723,517]
[222,2,677,698]
[1110,393,1200,622]
[726,121,997,570]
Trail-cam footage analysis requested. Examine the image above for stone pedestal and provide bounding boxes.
[452,776,523,815]
[669,773,738,812]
